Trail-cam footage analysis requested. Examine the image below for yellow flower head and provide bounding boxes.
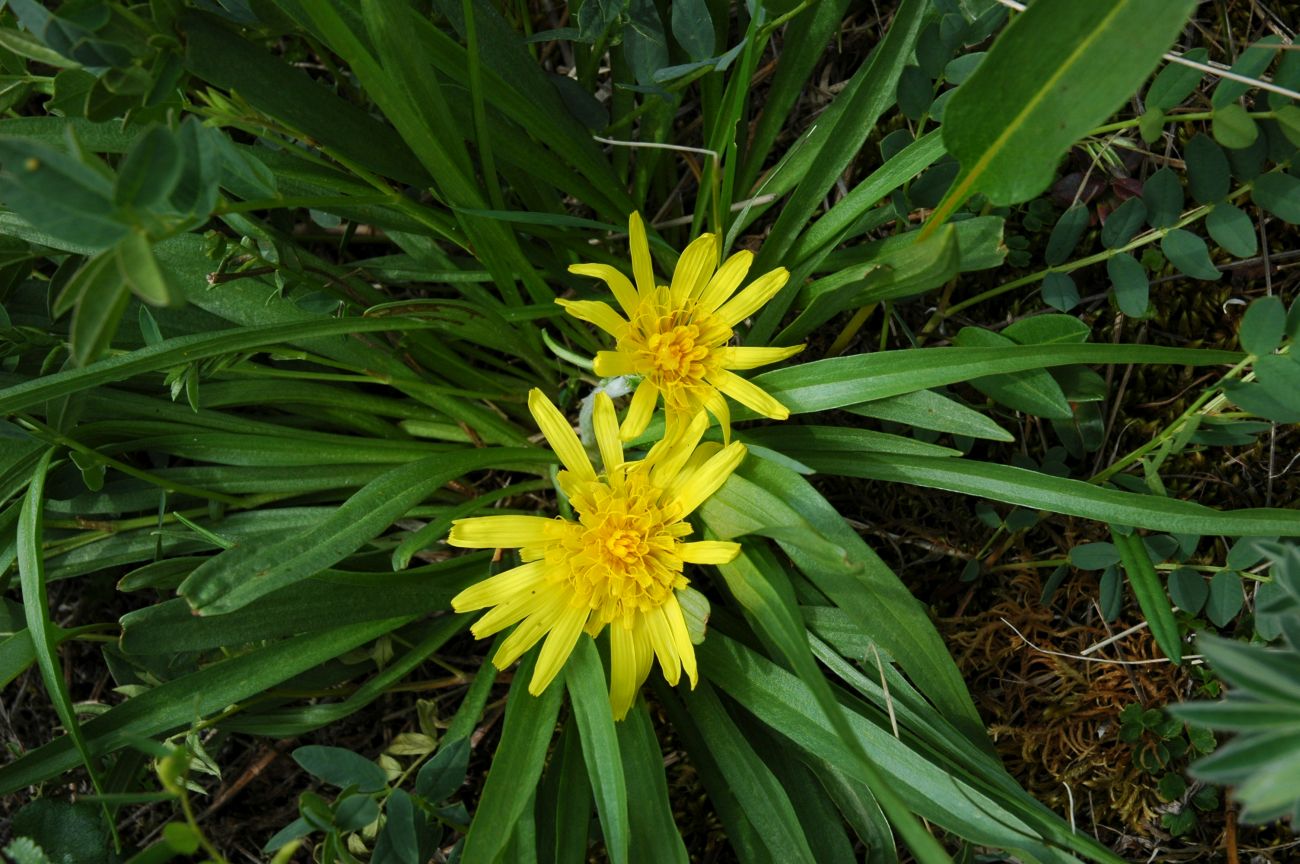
[560,212,804,441]
[448,388,744,719]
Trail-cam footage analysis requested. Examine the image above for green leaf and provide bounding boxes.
[670,0,714,62]
[897,65,933,120]
[17,449,111,811]
[623,0,669,85]
[1211,36,1283,108]
[1041,271,1079,311]
[292,745,390,793]
[372,789,421,864]
[0,616,407,794]
[0,316,452,417]
[1143,167,1183,228]
[577,0,627,43]
[1213,103,1259,150]
[1239,295,1286,356]
[1112,528,1182,663]
[1162,229,1221,280]
[113,125,182,209]
[1251,171,1300,224]
[1069,542,1120,570]
[1044,204,1089,265]
[1185,134,1230,204]
[1205,203,1257,257]
[1100,195,1147,248]
[1206,571,1244,627]
[115,230,180,307]
[177,448,536,615]
[461,651,563,864]
[753,343,1240,417]
[416,737,469,802]
[565,636,629,864]
[845,389,1012,441]
[952,327,1071,418]
[1146,48,1208,111]
[0,138,126,250]
[1168,568,1208,614]
[932,0,1196,220]
[1107,252,1149,317]
[785,451,1300,537]
[616,706,688,864]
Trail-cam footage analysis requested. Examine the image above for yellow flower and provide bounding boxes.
[448,388,744,719]
[560,212,804,441]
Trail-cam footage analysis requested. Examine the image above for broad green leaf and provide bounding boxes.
[1044,204,1089,266]
[1206,571,1244,627]
[931,0,1196,222]
[1252,172,1300,224]
[292,745,389,792]
[1041,271,1079,312]
[416,737,470,802]
[1100,196,1147,248]
[461,651,563,864]
[845,389,1012,441]
[1240,295,1286,356]
[0,138,126,250]
[753,343,1240,417]
[953,327,1071,419]
[787,451,1300,537]
[1211,36,1283,108]
[1162,229,1221,280]
[1146,48,1208,111]
[0,617,408,793]
[1213,103,1259,150]
[1185,134,1230,204]
[115,230,180,307]
[1108,251,1149,317]
[1069,542,1120,570]
[1143,167,1183,228]
[113,125,182,209]
[670,0,714,62]
[1205,203,1257,257]
[565,637,629,864]
[1168,568,1208,614]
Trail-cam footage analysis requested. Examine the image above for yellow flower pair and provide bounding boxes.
[447,213,802,719]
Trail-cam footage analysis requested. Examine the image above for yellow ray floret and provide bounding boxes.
[448,389,744,719]
[560,212,805,441]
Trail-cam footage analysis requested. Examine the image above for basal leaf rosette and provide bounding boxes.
[561,212,804,441]
[448,388,744,719]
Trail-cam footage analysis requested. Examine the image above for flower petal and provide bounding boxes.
[678,540,741,564]
[592,391,622,473]
[448,515,560,549]
[669,232,717,307]
[620,379,659,441]
[644,606,681,686]
[529,388,597,483]
[713,267,790,328]
[609,622,638,720]
[452,559,548,612]
[710,367,791,420]
[718,343,805,371]
[667,441,746,516]
[556,298,629,338]
[593,350,636,376]
[629,212,656,298]
[703,388,731,445]
[647,410,708,489]
[664,593,698,687]
[696,249,753,311]
[471,575,558,639]
[568,263,640,317]
[494,591,569,669]
[529,604,589,695]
